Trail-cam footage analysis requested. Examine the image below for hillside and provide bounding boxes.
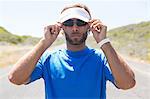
[87,21,150,62]
[0,26,64,67]
[0,21,150,63]
[0,26,40,45]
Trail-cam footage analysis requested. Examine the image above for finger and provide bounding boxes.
[90,26,97,33]
[57,25,61,34]
[49,25,55,34]
[45,26,51,33]
[56,22,62,28]
[93,23,101,30]
[91,23,101,32]
[56,22,62,35]
[54,24,60,35]
[54,25,58,34]
[89,19,99,23]
[91,25,102,33]
[91,20,101,28]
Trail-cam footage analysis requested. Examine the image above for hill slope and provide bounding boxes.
[0,26,39,45]
[87,21,150,62]
[0,26,64,67]
[0,21,150,62]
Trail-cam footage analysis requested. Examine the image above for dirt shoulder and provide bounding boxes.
[0,45,33,68]
[0,44,149,68]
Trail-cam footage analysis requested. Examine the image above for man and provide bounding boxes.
[8,3,136,99]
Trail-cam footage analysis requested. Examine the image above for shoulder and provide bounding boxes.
[88,48,107,64]
[89,48,105,58]
[40,49,62,64]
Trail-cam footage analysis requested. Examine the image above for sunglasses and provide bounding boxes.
[63,19,88,27]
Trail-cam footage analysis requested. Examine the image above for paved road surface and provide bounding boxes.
[107,60,150,99]
[0,57,150,99]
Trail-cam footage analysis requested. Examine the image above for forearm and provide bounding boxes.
[8,39,52,85]
[101,43,136,89]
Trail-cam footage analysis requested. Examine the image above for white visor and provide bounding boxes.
[58,7,91,23]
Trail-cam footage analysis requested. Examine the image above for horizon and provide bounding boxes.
[0,0,150,37]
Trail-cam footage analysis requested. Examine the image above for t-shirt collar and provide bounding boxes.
[64,46,90,57]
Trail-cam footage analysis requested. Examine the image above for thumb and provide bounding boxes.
[56,22,62,28]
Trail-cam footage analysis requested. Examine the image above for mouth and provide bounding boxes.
[71,32,81,37]
[71,34,81,37]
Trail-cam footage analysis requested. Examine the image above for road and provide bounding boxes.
[107,60,150,99]
[0,56,150,99]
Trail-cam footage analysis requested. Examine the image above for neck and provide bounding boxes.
[66,42,86,51]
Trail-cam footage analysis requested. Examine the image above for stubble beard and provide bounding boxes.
[64,32,88,45]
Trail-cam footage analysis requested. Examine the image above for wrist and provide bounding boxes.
[39,38,53,49]
[97,38,110,48]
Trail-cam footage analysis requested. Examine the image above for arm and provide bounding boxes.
[101,42,135,89]
[89,19,136,89]
[8,24,61,85]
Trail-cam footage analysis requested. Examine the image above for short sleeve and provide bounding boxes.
[100,50,116,86]
[26,59,43,84]
[104,59,120,88]
[26,50,50,84]
[104,59,115,83]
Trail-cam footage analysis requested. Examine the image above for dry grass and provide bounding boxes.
[0,36,149,68]
[0,38,65,68]
[0,43,63,68]
[86,35,150,64]
[0,45,33,68]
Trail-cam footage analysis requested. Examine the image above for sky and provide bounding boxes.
[0,0,150,37]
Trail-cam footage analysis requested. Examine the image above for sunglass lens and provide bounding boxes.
[76,19,87,26]
[63,19,74,26]
[63,19,87,26]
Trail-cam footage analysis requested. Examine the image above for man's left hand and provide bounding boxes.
[88,19,107,43]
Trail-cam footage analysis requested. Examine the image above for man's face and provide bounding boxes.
[62,18,90,45]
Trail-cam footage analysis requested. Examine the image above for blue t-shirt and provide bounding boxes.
[27,47,116,99]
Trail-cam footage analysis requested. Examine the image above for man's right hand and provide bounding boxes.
[42,23,62,47]
[8,23,62,85]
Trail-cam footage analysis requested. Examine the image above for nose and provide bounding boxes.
[72,24,78,32]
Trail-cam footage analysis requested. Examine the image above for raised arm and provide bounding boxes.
[8,24,61,85]
[101,42,136,89]
[89,19,136,89]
